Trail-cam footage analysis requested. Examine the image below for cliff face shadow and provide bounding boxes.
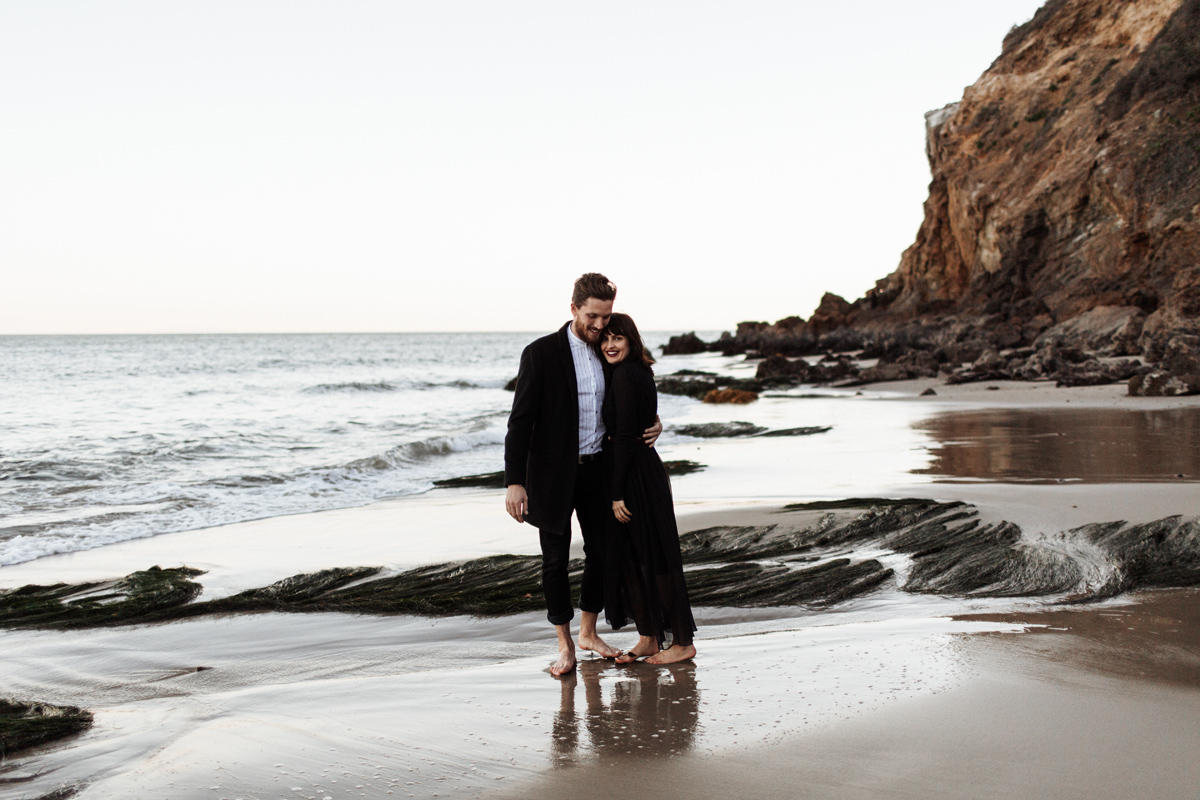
[914,407,1200,482]
[551,659,699,763]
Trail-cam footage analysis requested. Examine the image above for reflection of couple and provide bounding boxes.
[553,659,699,759]
[504,273,697,675]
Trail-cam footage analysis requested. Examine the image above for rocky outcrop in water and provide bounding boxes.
[671,422,831,438]
[661,332,709,355]
[683,0,1200,387]
[5,500,1198,630]
[433,471,507,489]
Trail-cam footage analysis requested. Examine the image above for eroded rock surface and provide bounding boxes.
[677,0,1200,387]
[5,500,1198,629]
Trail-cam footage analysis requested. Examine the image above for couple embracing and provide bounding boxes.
[504,273,697,676]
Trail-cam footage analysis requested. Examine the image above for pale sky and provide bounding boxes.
[1,1,1046,335]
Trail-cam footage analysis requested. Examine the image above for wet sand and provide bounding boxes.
[503,589,1200,800]
[3,379,1200,798]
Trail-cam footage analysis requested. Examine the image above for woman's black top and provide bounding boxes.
[605,360,659,502]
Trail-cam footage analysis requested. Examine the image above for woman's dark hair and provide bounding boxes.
[599,312,655,374]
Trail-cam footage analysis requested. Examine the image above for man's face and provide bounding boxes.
[570,297,613,343]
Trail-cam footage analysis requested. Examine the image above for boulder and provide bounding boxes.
[1035,306,1146,356]
[806,292,854,335]
[1055,359,1148,387]
[811,357,859,382]
[656,376,716,399]
[852,362,912,385]
[755,354,811,382]
[661,332,709,355]
[674,421,766,438]
[1129,335,1200,396]
[897,350,940,378]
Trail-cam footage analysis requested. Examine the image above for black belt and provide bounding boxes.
[578,452,602,464]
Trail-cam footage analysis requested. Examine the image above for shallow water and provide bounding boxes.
[0,609,1025,799]
[915,407,1200,483]
[0,332,708,566]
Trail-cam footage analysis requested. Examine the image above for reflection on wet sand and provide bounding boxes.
[915,407,1200,482]
[552,659,699,762]
[960,587,1200,689]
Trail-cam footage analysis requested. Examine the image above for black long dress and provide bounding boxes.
[603,360,696,648]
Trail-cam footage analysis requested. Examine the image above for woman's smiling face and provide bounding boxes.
[602,333,629,364]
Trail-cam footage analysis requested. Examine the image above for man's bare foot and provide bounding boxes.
[616,635,660,664]
[550,644,577,676]
[645,644,695,664]
[577,632,621,659]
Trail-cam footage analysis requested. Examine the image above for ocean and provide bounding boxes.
[0,332,696,566]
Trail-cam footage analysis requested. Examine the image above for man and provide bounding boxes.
[504,273,661,676]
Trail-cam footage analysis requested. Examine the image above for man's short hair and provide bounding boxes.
[572,273,617,307]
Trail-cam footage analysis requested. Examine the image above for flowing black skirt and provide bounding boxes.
[604,447,696,647]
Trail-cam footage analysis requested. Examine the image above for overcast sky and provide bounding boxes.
[1,0,1046,335]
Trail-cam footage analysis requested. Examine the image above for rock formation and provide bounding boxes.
[687,0,1200,393]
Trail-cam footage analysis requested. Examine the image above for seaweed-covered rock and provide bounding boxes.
[1084,516,1200,594]
[433,471,506,489]
[655,372,767,398]
[0,699,94,757]
[656,375,718,399]
[7,498,1200,629]
[0,566,205,629]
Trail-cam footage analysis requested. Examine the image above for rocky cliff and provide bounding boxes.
[680,0,1200,392]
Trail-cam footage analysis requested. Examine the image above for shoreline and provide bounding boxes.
[502,587,1200,800]
[3,380,1200,798]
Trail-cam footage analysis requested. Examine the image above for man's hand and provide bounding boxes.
[613,499,631,523]
[642,415,663,447]
[506,485,528,523]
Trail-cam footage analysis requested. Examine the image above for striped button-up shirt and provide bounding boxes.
[567,324,606,455]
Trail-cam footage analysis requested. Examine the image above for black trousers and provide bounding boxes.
[539,458,607,626]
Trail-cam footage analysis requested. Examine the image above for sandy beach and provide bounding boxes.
[3,378,1200,799]
[7,0,1200,795]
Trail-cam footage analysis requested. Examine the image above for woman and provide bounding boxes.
[598,313,697,664]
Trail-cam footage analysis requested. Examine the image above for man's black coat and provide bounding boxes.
[504,322,589,534]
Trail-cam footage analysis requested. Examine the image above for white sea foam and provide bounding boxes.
[0,331,699,566]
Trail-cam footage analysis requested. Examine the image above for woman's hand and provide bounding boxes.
[613,499,631,523]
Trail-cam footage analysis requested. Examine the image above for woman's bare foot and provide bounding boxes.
[616,635,660,664]
[577,632,621,659]
[550,643,577,676]
[645,644,695,664]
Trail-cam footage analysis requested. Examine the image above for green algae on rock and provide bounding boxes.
[6,499,1200,630]
[0,699,93,758]
[0,566,204,630]
[433,471,507,489]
